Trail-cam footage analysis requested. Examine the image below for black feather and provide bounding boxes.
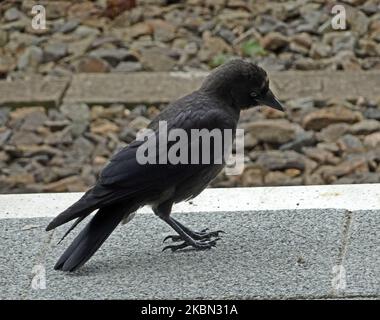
[54,203,129,272]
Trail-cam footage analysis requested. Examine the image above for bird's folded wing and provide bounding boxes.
[97,106,235,193]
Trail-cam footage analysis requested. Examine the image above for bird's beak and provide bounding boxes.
[256,89,284,111]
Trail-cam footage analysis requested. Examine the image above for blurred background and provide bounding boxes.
[0,0,379,193]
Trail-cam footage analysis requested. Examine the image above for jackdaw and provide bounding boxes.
[46,59,283,272]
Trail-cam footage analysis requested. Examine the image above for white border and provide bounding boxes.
[0,184,379,219]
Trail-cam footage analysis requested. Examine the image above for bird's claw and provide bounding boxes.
[206,230,225,237]
[163,235,182,243]
[163,229,225,243]
[162,238,220,252]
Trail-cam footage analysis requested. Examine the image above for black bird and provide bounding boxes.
[46,59,283,272]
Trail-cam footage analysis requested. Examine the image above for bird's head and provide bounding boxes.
[201,59,283,111]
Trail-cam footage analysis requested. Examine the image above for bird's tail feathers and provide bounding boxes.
[54,204,130,272]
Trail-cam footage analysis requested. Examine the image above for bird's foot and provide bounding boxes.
[162,237,220,252]
[163,228,225,243]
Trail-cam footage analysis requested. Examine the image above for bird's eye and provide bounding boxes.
[250,92,258,98]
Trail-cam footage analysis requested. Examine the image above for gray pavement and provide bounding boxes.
[0,209,378,299]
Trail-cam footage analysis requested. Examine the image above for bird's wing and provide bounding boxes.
[97,103,236,192]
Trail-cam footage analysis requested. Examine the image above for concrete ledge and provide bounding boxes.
[1,184,379,219]
[0,71,379,107]
[61,71,380,104]
[0,185,378,299]
[0,77,69,107]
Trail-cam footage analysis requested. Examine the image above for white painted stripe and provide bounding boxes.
[0,184,379,219]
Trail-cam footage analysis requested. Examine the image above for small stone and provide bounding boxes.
[264,171,302,186]
[303,147,340,165]
[74,26,101,38]
[323,31,356,54]
[67,1,99,20]
[43,42,68,62]
[349,120,380,135]
[44,127,72,145]
[0,130,11,146]
[130,105,147,116]
[94,156,107,165]
[216,28,236,44]
[361,1,380,15]
[279,131,316,152]
[4,8,23,22]
[290,33,312,55]
[61,103,89,122]
[292,33,312,49]
[128,22,153,38]
[69,137,94,161]
[20,112,48,132]
[337,134,364,153]
[293,58,322,70]
[240,165,264,187]
[184,42,198,55]
[151,20,176,42]
[260,32,288,51]
[90,119,120,134]
[289,42,308,55]
[310,43,332,59]
[140,47,177,71]
[113,61,142,72]
[363,108,380,120]
[255,15,287,34]
[9,107,44,122]
[320,157,368,182]
[91,105,125,120]
[68,36,95,58]
[285,168,301,177]
[302,107,361,131]
[317,123,350,142]
[60,103,90,137]
[333,50,362,70]
[316,142,340,154]
[198,32,232,62]
[57,20,79,33]
[77,57,110,73]
[256,56,287,71]
[244,120,301,144]
[129,116,150,131]
[9,132,43,146]
[256,150,307,171]
[364,132,380,148]
[119,127,136,143]
[357,39,380,57]
[244,132,258,148]
[17,46,43,71]
[89,48,133,67]
[346,5,369,36]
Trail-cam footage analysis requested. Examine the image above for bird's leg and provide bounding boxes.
[153,201,220,252]
[159,215,220,252]
[163,217,224,243]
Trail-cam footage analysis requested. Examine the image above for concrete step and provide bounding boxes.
[0,185,379,299]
